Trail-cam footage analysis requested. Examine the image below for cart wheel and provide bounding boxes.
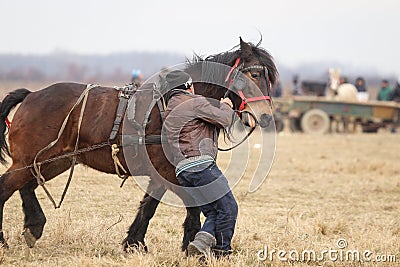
[301,109,330,134]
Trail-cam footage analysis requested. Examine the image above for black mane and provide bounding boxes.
[184,51,239,99]
[185,41,278,93]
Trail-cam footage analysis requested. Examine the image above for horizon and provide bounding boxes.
[0,51,396,86]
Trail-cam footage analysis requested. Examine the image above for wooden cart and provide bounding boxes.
[274,97,400,134]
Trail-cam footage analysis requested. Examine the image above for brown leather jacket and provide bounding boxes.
[164,90,234,166]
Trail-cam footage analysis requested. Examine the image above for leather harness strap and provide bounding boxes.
[110,84,137,141]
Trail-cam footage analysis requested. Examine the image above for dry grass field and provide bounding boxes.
[0,82,398,266]
[0,132,398,267]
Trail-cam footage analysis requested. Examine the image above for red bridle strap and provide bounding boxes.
[5,118,11,128]
[238,90,271,111]
[225,57,241,83]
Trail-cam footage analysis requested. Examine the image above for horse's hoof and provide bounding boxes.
[0,242,9,249]
[0,233,9,249]
[122,240,148,253]
[22,228,37,248]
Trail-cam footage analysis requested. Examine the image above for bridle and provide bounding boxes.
[217,57,272,152]
[224,57,272,112]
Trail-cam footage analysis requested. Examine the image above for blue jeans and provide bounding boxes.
[177,162,238,251]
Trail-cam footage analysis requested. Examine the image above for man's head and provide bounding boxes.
[356,77,365,85]
[382,79,389,87]
[166,70,193,92]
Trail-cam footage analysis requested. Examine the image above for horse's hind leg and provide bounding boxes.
[19,179,46,248]
[0,182,8,248]
[19,158,72,248]
[0,168,33,248]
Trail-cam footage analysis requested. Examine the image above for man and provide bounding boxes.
[354,77,367,93]
[390,78,400,133]
[377,79,392,101]
[164,70,238,258]
[390,78,400,102]
[291,75,302,96]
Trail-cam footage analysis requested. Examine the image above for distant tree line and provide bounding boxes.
[0,52,396,90]
[0,52,185,84]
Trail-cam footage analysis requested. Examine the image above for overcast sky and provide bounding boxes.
[0,0,399,76]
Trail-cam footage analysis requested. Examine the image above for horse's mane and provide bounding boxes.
[184,51,239,96]
[185,41,278,88]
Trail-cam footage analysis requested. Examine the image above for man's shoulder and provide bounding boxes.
[166,92,195,112]
[169,91,194,103]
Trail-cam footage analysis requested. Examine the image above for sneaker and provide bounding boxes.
[187,231,216,258]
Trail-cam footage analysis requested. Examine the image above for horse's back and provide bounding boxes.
[9,82,118,157]
[19,82,116,111]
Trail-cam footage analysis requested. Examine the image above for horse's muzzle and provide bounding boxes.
[259,113,273,128]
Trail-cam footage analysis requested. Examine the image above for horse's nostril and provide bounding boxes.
[259,113,272,128]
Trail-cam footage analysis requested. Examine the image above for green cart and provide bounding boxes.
[274,97,400,134]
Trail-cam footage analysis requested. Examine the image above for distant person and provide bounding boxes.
[390,78,400,133]
[377,79,392,101]
[131,69,143,86]
[390,78,400,102]
[291,75,302,96]
[354,77,369,101]
[354,77,367,92]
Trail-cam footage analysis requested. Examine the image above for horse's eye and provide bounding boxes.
[251,72,260,79]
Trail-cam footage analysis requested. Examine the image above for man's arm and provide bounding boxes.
[194,96,235,128]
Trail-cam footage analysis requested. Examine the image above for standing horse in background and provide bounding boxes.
[327,68,358,101]
[0,38,278,252]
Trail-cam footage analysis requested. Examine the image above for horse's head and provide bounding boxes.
[222,38,278,128]
[328,68,341,91]
[184,37,278,128]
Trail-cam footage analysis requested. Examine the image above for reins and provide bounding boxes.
[218,110,257,152]
[32,84,98,209]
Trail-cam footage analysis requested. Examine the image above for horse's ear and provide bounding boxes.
[239,37,253,59]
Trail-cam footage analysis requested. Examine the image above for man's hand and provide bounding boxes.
[220,98,233,108]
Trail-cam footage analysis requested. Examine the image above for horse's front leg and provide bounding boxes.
[123,179,166,252]
[170,185,201,252]
[19,179,46,248]
[182,207,201,252]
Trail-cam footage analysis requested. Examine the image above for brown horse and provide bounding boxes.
[0,38,278,251]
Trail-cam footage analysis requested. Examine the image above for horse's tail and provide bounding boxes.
[0,88,32,164]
